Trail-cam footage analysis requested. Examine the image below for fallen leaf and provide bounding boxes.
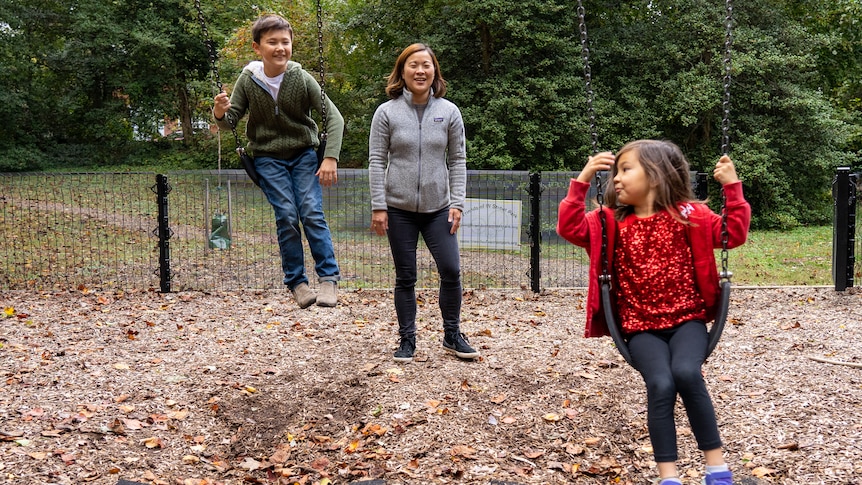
[523,448,544,459]
[238,457,261,471]
[752,466,778,477]
[361,423,387,437]
[168,409,189,420]
[121,418,145,430]
[310,456,330,470]
[584,437,602,446]
[344,439,362,453]
[142,437,164,449]
[565,443,585,455]
[451,445,477,459]
[542,413,561,422]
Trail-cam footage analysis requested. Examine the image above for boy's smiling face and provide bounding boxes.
[253,28,293,77]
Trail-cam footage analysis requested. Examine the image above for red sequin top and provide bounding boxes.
[614,210,707,334]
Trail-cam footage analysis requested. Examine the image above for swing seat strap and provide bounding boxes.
[705,279,732,358]
[601,282,633,366]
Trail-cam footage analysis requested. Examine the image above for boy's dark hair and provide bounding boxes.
[252,14,293,44]
[385,43,447,99]
[606,139,698,223]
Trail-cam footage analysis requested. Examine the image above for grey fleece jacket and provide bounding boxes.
[215,60,344,161]
[368,89,467,213]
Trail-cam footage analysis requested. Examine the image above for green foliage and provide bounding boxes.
[0,146,41,172]
[0,0,859,229]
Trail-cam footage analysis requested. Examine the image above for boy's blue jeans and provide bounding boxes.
[255,149,340,289]
[386,207,462,338]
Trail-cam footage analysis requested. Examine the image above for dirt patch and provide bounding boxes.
[0,287,860,484]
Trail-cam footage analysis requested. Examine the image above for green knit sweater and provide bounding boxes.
[216,60,344,161]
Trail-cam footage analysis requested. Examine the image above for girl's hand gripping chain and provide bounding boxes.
[576,151,616,184]
[713,155,740,185]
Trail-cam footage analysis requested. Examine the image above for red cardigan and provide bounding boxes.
[556,180,751,338]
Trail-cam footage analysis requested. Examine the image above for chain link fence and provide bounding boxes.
[1,170,595,291]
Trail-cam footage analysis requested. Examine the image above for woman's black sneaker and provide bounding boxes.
[443,332,480,359]
[394,336,416,362]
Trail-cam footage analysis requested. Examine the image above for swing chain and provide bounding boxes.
[316,0,328,142]
[576,1,598,157]
[195,0,222,93]
[576,0,610,284]
[720,189,731,280]
[719,0,733,280]
[194,0,244,152]
[720,0,733,156]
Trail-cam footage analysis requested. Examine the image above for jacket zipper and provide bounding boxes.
[415,102,423,212]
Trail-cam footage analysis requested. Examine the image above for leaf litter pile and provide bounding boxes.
[1,286,860,485]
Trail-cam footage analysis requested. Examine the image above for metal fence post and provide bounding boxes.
[695,172,708,201]
[529,172,541,293]
[155,174,172,292]
[832,167,855,291]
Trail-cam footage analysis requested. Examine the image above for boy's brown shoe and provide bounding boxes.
[291,283,316,309]
[316,281,337,307]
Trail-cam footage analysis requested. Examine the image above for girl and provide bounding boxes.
[557,140,751,485]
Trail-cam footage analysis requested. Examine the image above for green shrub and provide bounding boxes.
[0,146,42,172]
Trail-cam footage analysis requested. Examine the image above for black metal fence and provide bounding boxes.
[832,167,860,291]
[3,168,856,292]
[1,170,589,291]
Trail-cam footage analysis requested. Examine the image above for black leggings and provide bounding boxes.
[386,207,462,337]
[628,320,722,462]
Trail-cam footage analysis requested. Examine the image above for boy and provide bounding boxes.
[213,14,344,308]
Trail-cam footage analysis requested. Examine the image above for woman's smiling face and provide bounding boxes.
[402,50,435,101]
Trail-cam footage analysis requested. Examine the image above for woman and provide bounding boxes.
[368,43,478,363]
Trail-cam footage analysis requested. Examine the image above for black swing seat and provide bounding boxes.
[601,279,732,367]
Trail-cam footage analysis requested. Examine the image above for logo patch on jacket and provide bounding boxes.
[433,117,444,122]
[679,203,695,219]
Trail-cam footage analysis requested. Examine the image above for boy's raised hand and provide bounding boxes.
[576,151,615,183]
[213,91,230,119]
[713,155,740,185]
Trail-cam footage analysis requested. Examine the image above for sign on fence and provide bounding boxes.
[459,198,522,250]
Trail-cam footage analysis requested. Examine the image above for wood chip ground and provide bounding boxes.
[1,287,860,484]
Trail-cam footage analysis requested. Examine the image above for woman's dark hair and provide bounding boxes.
[604,139,698,222]
[385,43,447,99]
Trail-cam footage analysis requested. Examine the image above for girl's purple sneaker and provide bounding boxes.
[703,470,733,485]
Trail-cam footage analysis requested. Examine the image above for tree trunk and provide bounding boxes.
[177,76,194,146]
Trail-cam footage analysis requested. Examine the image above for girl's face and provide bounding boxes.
[613,149,655,216]
[253,28,293,77]
[402,51,435,102]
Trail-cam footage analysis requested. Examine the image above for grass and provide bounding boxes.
[730,225,834,286]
